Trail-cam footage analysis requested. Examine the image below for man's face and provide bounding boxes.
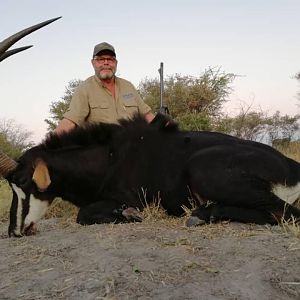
[92,55,117,80]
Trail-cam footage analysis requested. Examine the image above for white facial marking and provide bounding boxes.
[24,195,49,227]
[11,183,26,236]
[272,182,300,205]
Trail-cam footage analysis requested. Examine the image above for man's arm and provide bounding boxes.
[55,118,76,135]
[144,111,155,123]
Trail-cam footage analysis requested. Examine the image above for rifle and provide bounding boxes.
[158,62,169,115]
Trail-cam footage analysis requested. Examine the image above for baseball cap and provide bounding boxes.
[93,42,116,57]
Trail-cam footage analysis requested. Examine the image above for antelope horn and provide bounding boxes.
[0,150,18,178]
[0,16,61,62]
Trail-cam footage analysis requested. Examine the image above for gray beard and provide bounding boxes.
[97,70,115,80]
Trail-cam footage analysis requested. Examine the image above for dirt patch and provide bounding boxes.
[0,219,299,300]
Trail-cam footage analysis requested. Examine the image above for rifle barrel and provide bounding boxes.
[159,62,164,110]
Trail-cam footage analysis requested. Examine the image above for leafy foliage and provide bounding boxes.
[0,118,33,158]
[176,113,213,131]
[44,79,82,131]
[139,67,235,120]
[214,104,300,143]
[214,104,270,141]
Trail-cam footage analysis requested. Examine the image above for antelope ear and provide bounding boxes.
[32,159,51,192]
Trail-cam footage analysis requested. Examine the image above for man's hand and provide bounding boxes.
[55,118,76,135]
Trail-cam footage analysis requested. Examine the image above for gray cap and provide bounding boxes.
[93,42,116,57]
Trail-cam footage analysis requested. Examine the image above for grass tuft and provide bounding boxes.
[142,199,169,221]
[45,198,78,221]
[280,215,300,238]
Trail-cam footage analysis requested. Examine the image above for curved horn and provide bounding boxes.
[0,46,33,62]
[0,16,62,62]
[0,150,18,178]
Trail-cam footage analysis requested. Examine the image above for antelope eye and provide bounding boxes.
[18,176,28,186]
[11,172,30,189]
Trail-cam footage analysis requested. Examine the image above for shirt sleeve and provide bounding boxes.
[63,84,90,126]
[130,83,152,115]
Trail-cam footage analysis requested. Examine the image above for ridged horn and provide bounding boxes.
[0,17,62,62]
[0,150,18,178]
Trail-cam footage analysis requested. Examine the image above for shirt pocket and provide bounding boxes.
[89,99,109,109]
[122,99,139,116]
[89,99,112,122]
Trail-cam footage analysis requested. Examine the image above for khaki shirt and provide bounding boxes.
[63,75,151,125]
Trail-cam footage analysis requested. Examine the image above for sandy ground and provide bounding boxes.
[0,218,299,300]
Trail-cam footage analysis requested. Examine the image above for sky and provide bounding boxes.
[1,0,300,143]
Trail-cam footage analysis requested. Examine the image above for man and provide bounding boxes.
[55,42,155,134]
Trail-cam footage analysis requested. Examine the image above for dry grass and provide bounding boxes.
[281,216,300,238]
[142,199,169,221]
[276,141,300,162]
[0,180,12,223]
[45,198,78,222]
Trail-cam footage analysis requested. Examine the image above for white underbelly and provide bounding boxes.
[272,182,300,205]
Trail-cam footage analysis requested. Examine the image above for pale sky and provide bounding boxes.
[1,0,299,143]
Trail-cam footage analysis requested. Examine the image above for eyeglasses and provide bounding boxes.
[93,57,116,63]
